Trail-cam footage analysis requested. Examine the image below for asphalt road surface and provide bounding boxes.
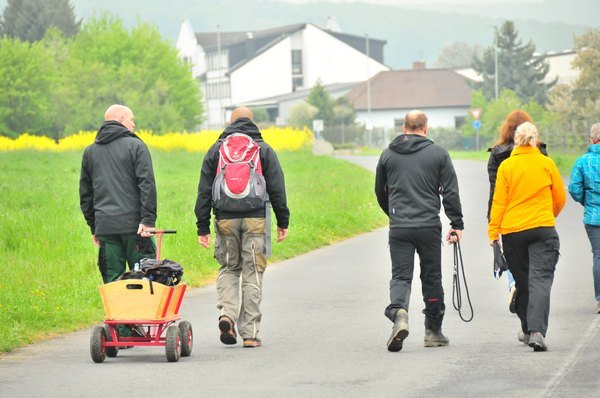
[1,157,599,398]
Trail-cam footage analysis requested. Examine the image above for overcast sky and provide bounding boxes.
[279,0,544,4]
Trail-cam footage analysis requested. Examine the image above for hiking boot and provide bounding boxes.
[387,309,409,352]
[243,338,262,348]
[508,286,517,314]
[218,316,237,345]
[424,328,449,347]
[517,330,529,345]
[528,332,547,352]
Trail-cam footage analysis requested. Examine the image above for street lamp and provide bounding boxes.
[494,26,499,99]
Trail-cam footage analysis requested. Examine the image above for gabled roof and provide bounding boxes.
[195,23,306,52]
[346,69,472,110]
[194,23,387,72]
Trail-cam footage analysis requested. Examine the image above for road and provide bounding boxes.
[1,157,599,398]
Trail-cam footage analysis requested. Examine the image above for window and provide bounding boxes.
[207,50,228,71]
[292,77,303,92]
[455,116,466,129]
[206,81,230,99]
[291,50,302,75]
[394,118,404,131]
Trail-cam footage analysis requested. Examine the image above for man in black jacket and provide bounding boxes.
[195,106,289,348]
[375,110,464,352]
[80,104,157,284]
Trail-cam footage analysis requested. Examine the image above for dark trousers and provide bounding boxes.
[386,226,445,331]
[502,227,560,336]
[584,224,600,301]
[97,234,156,283]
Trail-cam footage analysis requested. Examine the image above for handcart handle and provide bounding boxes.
[149,229,177,260]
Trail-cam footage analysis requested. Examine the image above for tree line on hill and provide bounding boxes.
[0,0,203,139]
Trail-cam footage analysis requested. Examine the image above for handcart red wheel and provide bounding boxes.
[90,230,193,363]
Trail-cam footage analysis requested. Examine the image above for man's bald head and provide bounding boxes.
[403,110,428,135]
[230,106,254,123]
[105,104,135,132]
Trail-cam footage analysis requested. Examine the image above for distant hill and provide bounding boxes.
[1,0,594,68]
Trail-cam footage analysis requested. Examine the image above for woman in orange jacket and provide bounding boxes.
[488,122,566,352]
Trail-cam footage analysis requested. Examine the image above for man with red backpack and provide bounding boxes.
[195,107,289,348]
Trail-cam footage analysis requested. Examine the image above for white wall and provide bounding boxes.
[545,52,578,85]
[356,107,469,130]
[175,19,205,79]
[302,24,389,88]
[230,38,293,104]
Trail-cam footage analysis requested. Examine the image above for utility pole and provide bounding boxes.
[366,34,372,147]
[217,24,222,126]
[494,26,499,99]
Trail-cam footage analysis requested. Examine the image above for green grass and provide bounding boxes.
[0,149,386,352]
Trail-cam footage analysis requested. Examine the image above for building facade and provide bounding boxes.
[176,19,390,128]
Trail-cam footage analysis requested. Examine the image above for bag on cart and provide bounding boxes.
[139,258,184,286]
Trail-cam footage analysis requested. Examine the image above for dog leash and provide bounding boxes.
[451,237,474,322]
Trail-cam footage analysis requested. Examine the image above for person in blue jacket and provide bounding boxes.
[568,122,600,314]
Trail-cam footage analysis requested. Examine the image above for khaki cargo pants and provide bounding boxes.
[214,218,267,340]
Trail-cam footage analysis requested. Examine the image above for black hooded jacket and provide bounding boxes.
[79,120,157,235]
[375,134,463,230]
[194,117,290,235]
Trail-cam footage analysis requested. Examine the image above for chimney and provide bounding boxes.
[412,61,426,70]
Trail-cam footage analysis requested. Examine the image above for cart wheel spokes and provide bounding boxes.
[178,321,193,357]
[104,325,119,358]
[90,326,107,363]
[165,325,181,362]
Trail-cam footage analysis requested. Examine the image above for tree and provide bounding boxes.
[434,41,483,68]
[0,37,56,137]
[0,0,80,42]
[63,15,203,133]
[306,80,334,122]
[572,29,600,115]
[332,96,356,125]
[472,21,555,104]
[461,88,554,148]
[288,102,318,128]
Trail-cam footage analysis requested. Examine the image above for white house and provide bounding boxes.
[346,63,473,130]
[176,19,390,128]
[453,50,579,86]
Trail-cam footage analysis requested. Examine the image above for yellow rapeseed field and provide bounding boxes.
[0,127,314,152]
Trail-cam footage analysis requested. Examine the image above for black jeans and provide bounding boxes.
[502,227,560,336]
[386,226,445,331]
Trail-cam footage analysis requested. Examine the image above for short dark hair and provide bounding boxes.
[404,111,428,132]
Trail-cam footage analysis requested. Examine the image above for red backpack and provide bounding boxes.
[212,133,268,212]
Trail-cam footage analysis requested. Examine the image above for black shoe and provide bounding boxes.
[509,286,517,314]
[424,328,449,347]
[387,309,409,352]
[528,332,547,352]
[218,316,237,345]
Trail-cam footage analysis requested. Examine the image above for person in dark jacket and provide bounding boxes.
[195,106,289,348]
[487,110,548,320]
[375,110,464,352]
[80,104,157,284]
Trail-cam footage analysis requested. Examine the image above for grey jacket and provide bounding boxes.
[375,134,463,230]
[79,121,157,235]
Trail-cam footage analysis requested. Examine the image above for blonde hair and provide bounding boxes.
[514,122,538,147]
